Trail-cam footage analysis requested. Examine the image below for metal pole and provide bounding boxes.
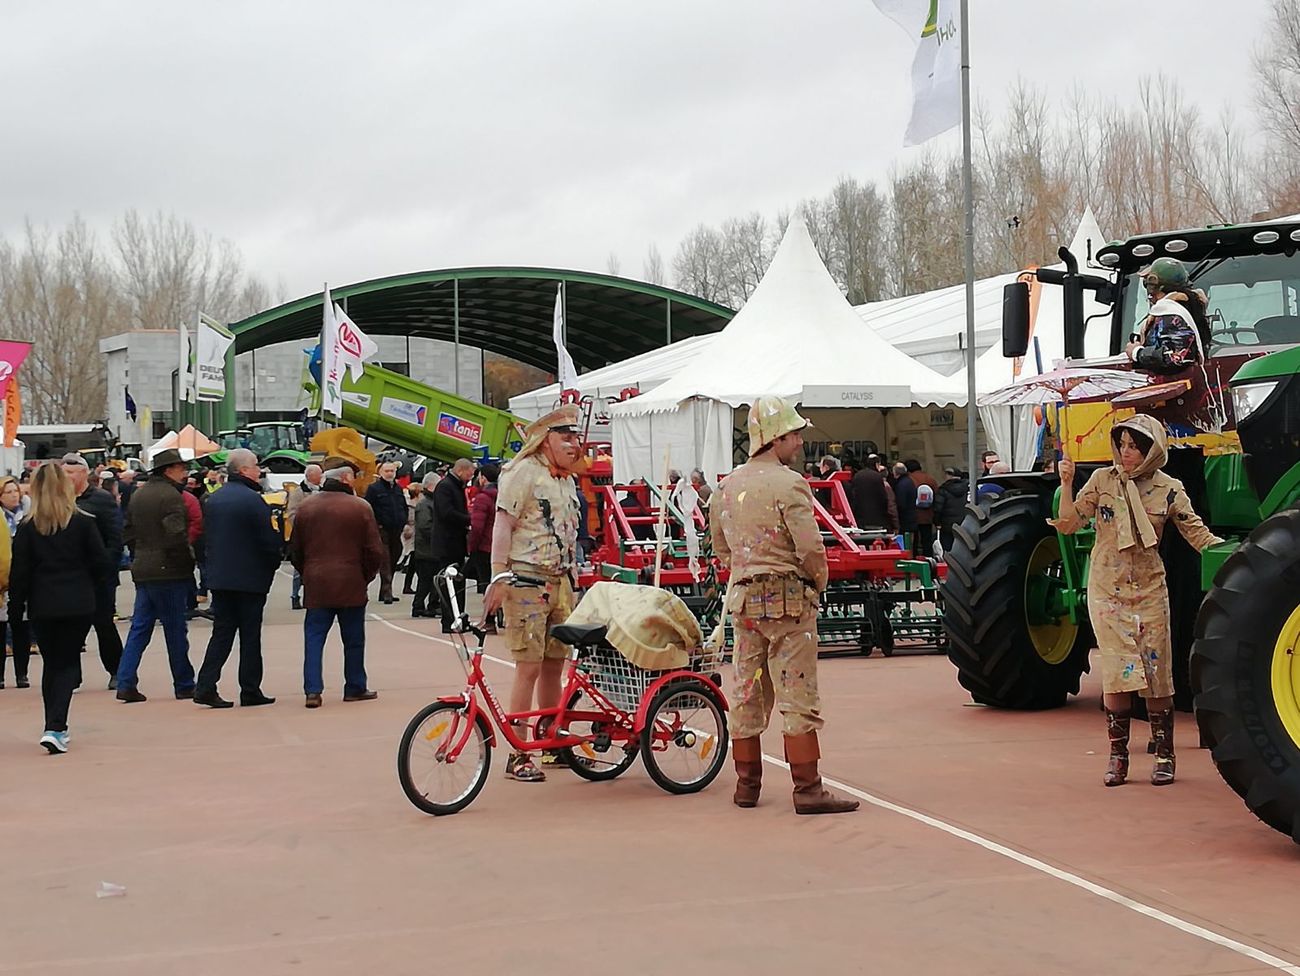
[960,0,978,503]
[453,278,461,396]
[665,297,672,346]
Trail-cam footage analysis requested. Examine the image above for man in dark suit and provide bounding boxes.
[193,449,285,708]
[364,460,407,604]
[428,458,474,633]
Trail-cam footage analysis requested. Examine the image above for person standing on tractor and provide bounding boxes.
[1125,258,1209,374]
[482,405,583,785]
[1051,415,1222,788]
[712,395,858,815]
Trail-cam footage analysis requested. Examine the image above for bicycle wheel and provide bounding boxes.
[639,680,728,795]
[398,701,492,816]
[556,688,639,782]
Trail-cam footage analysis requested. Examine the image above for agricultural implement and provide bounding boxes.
[581,477,947,656]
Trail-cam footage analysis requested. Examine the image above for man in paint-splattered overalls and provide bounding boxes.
[712,395,858,815]
[483,405,582,783]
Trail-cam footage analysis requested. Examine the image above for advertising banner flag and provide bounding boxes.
[3,375,20,448]
[195,313,235,401]
[552,283,578,390]
[871,0,962,145]
[0,340,33,401]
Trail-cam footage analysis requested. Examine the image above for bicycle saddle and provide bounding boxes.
[550,623,609,647]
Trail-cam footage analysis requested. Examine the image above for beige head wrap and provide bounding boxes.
[1110,414,1167,551]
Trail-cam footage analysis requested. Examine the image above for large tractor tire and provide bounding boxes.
[1192,508,1300,844]
[943,494,1092,709]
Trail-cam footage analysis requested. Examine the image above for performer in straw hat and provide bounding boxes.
[483,405,583,783]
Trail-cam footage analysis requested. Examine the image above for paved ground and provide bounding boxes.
[3,570,1299,976]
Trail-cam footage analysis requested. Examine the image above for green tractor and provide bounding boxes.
[942,218,1300,843]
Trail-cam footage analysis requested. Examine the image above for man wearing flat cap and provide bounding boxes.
[115,448,197,702]
[288,455,387,708]
[712,395,858,815]
[483,405,583,783]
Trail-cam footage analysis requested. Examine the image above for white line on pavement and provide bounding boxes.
[373,611,1300,975]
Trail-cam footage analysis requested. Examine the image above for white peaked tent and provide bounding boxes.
[610,219,963,482]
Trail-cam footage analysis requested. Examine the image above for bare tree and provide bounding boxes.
[0,218,124,423]
[719,213,771,306]
[605,252,622,277]
[642,244,666,285]
[113,210,262,328]
[672,224,728,304]
[1254,0,1300,213]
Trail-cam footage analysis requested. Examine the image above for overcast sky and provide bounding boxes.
[3,0,1274,303]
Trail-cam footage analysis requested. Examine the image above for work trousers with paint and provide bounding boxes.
[730,605,823,739]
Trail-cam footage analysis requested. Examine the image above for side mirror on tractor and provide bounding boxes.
[1002,281,1031,358]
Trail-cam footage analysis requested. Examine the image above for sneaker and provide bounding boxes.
[40,731,69,754]
[504,752,546,782]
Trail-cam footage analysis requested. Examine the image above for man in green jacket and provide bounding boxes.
[115,449,197,703]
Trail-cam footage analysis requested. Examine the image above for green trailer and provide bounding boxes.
[337,362,525,464]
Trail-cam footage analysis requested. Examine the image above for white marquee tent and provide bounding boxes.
[610,219,964,482]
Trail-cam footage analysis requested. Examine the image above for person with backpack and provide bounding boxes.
[906,459,938,557]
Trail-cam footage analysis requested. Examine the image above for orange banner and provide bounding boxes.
[4,376,20,448]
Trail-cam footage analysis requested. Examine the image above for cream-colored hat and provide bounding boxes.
[746,395,810,457]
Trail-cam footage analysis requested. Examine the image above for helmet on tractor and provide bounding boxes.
[1140,257,1190,293]
[746,395,810,457]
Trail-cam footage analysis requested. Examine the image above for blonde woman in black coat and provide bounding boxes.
[9,463,108,754]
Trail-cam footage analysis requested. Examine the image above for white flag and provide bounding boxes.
[194,313,235,402]
[872,0,962,146]
[178,321,196,403]
[320,285,343,416]
[552,283,578,390]
[331,303,379,381]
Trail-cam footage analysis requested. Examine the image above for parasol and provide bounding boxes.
[979,367,1151,458]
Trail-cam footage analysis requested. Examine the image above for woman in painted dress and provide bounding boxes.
[1052,414,1222,787]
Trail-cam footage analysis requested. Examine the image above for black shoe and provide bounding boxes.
[16,676,29,688]
[194,689,234,709]
[116,687,147,703]
[411,609,429,618]
[291,597,302,611]
[107,676,118,691]
[401,587,416,595]
[175,688,195,700]
[343,689,378,702]
[240,691,276,707]
[186,608,214,621]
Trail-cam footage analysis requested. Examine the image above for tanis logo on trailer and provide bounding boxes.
[438,413,483,445]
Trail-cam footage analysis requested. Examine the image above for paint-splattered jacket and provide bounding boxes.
[1052,416,1221,696]
[1133,296,1200,374]
[712,452,828,619]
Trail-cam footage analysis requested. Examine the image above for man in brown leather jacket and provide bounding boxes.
[711,396,858,815]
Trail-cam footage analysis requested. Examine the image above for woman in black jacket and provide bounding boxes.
[10,463,108,754]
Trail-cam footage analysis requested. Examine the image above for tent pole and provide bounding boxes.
[454,278,461,397]
[960,0,978,502]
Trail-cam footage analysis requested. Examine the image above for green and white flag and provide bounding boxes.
[195,312,235,402]
[872,0,962,146]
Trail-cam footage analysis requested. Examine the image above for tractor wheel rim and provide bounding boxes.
[1025,536,1078,666]
[1271,603,1300,751]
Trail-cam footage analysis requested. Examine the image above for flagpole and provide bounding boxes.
[959,0,978,503]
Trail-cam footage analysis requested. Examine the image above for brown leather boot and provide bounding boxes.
[732,737,763,808]
[1103,708,1131,787]
[1149,707,1176,786]
[784,732,859,815]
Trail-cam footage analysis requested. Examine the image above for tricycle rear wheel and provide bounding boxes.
[639,680,729,795]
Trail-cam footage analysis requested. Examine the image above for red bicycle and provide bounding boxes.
[397,567,730,816]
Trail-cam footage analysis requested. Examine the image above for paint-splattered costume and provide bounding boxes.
[712,451,829,737]
[1052,415,1221,698]
[496,453,579,662]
